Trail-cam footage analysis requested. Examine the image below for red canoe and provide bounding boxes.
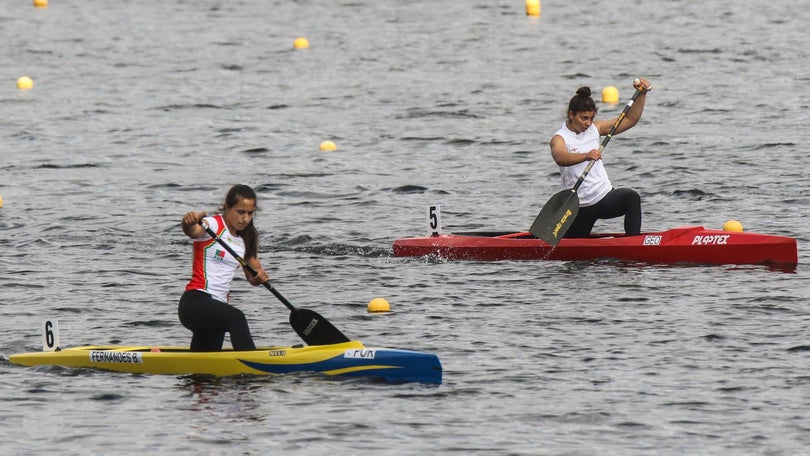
[392,226,798,268]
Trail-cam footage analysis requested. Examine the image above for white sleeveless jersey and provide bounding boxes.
[184,214,245,303]
[553,122,613,206]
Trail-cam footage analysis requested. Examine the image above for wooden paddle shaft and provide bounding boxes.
[198,222,351,345]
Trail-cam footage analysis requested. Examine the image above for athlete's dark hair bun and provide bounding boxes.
[576,87,591,98]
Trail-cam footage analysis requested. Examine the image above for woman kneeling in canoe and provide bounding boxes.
[179,184,269,351]
[550,78,652,237]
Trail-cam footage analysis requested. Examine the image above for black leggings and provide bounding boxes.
[178,290,256,352]
[566,188,641,238]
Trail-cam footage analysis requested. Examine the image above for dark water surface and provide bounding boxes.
[2,1,808,454]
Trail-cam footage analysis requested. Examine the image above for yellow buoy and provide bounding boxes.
[602,86,619,104]
[293,37,310,49]
[0,195,3,208]
[319,140,337,152]
[723,220,743,232]
[525,0,541,16]
[17,76,34,90]
[33,0,48,8]
[367,298,390,313]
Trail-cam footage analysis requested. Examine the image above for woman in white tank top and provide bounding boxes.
[549,79,652,237]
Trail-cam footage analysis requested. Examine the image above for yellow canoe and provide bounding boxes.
[9,340,442,384]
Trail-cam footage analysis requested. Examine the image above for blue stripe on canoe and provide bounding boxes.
[238,349,442,384]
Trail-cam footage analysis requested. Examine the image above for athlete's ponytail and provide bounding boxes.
[222,184,259,259]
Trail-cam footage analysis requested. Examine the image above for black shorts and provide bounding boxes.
[566,188,641,238]
[178,289,256,351]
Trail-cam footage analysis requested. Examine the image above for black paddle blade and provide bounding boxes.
[289,308,351,345]
[529,189,580,246]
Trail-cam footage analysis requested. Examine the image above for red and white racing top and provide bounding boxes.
[184,214,245,303]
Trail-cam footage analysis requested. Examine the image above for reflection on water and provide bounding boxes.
[177,375,270,421]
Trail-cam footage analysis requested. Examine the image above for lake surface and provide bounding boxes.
[1,0,808,454]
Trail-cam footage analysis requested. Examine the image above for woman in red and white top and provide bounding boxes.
[178,184,269,351]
